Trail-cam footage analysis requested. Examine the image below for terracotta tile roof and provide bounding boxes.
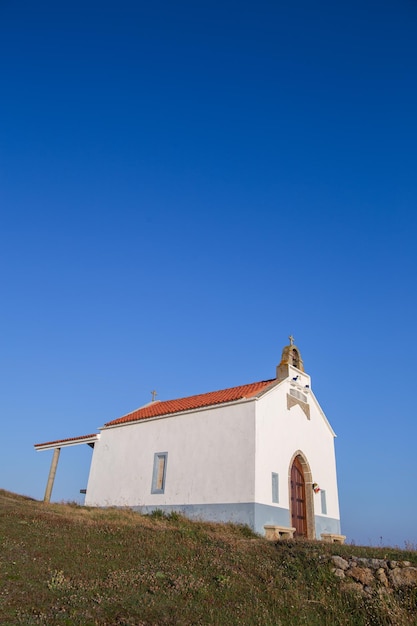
[105,379,276,427]
[34,433,98,449]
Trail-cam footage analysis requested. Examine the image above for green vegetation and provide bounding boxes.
[1,489,417,625]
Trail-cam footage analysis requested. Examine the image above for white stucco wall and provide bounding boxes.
[85,400,256,508]
[254,370,340,522]
[85,364,341,536]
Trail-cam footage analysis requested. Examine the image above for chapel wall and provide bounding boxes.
[85,400,256,508]
[254,378,340,523]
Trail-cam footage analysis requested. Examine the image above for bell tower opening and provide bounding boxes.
[292,348,300,369]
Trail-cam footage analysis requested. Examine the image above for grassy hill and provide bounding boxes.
[1,489,417,625]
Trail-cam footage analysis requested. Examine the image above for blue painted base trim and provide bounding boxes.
[133,502,259,529]
[254,503,292,534]
[314,514,341,538]
[132,502,341,538]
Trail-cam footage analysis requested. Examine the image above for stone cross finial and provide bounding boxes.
[289,335,294,346]
[151,390,158,402]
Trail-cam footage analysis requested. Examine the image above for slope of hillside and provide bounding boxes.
[1,489,417,625]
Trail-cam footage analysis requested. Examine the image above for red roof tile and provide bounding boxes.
[34,433,98,449]
[105,379,276,427]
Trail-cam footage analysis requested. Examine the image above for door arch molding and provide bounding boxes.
[288,450,315,539]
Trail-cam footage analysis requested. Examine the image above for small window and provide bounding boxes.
[289,388,308,403]
[272,472,279,503]
[151,452,168,494]
[321,489,327,515]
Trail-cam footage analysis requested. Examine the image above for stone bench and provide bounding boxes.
[264,525,296,540]
[321,533,346,544]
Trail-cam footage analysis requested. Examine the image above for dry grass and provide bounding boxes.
[1,489,417,625]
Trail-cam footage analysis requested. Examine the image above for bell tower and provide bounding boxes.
[276,335,305,382]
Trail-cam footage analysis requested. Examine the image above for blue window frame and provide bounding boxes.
[321,489,327,515]
[272,472,279,503]
[151,452,168,494]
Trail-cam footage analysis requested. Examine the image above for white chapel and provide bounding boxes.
[35,338,343,541]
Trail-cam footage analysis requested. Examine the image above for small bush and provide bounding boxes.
[148,508,166,519]
[166,510,182,522]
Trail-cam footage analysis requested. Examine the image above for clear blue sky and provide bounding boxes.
[1,0,416,547]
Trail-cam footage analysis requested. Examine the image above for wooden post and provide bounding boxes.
[44,447,61,503]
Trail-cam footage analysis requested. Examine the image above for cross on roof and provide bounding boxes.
[289,335,295,346]
[151,390,158,402]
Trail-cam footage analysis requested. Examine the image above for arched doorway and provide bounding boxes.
[289,452,314,539]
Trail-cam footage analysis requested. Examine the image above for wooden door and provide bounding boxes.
[290,456,307,537]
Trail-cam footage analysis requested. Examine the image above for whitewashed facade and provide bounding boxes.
[81,341,342,539]
[35,341,342,538]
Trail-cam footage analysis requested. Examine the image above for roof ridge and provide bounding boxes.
[156,377,275,404]
[105,378,276,427]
